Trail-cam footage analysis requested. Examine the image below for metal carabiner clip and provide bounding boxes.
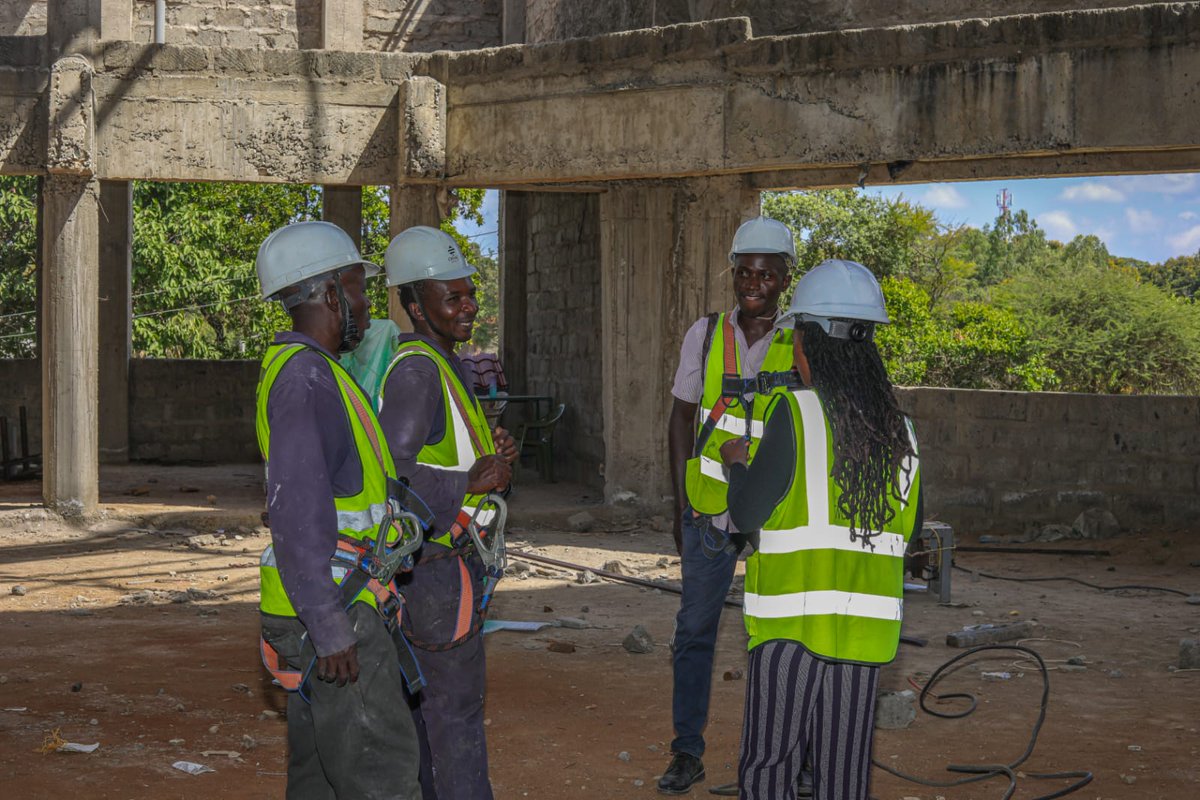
[467,493,508,576]
[368,504,425,583]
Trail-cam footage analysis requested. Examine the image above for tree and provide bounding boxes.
[0,176,39,357]
[1140,253,1200,300]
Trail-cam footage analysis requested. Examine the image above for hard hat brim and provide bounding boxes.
[392,262,477,286]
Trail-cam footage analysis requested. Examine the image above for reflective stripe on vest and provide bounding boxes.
[380,341,497,546]
[255,343,398,618]
[743,388,920,664]
[683,314,794,514]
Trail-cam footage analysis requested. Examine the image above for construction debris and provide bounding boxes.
[1180,639,1200,670]
[874,690,916,730]
[622,625,655,654]
[946,621,1035,648]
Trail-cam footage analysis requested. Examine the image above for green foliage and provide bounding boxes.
[1139,253,1200,300]
[0,177,38,357]
[997,260,1200,394]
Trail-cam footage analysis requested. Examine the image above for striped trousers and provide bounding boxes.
[739,640,880,800]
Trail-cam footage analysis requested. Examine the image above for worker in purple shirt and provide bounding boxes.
[254,221,420,800]
[377,226,518,799]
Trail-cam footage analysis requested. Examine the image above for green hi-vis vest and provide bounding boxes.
[256,343,398,618]
[379,340,497,547]
[684,313,794,516]
[743,388,921,665]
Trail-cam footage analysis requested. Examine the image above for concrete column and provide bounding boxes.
[498,191,528,392]
[322,186,363,248]
[598,176,759,503]
[97,180,131,464]
[321,0,364,51]
[42,174,100,514]
[388,184,441,331]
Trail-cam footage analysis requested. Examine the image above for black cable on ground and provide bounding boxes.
[873,644,1092,800]
[954,564,1191,596]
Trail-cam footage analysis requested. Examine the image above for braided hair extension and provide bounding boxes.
[799,321,915,548]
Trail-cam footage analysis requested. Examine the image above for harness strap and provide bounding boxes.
[693,314,741,457]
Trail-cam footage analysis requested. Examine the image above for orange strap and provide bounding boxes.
[451,556,475,641]
[703,315,740,428]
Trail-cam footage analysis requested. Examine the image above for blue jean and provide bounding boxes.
[671,508,740,758]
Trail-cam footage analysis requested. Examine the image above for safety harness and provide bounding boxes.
[259,353,431,701]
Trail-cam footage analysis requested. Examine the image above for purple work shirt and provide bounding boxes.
[378,333,476,535]
[262,331,364,656]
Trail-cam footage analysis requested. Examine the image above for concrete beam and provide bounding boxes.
[97,179,130,464]
[599,176,758,502]
[321,0,364,51]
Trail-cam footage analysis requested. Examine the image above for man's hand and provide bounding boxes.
[492,426,519,465]
[719,437,750,468]
[467,454,513,494]
[316,643,360,687]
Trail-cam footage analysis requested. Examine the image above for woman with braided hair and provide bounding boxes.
[719,259,923,800]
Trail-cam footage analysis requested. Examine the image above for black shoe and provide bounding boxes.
[658,752,706,795]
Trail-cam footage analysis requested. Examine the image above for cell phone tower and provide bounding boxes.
[996,188,1013,240]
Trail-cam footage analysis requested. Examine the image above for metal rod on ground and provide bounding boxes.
[506,549,928,646]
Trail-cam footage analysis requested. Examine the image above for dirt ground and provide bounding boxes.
[1,465,1198,799]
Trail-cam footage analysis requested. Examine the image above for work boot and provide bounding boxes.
[658,752,705,795]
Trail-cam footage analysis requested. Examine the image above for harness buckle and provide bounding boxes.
[467,493,508,577]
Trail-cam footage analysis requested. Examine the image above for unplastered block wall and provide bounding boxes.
[524,192,604,486]
[0,360,41,453]
[129,359,260,462]
[364,0,501,52]
[0,1,46,36]
[896,388,1200,534]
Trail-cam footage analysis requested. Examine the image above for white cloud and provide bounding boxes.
[1168,224,1200,254]
[1060,182,1125,202]
[1038,210,1078,242]
[1124,207,1159,234]
[1125,174,1198,195]
[922,185,968,210]
[1180,211,1198,221]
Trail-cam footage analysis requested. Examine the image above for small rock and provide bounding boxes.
[547,640,576,654]
[89,718,98,725]
[257,710,280,721]
[622,625,655,655]
[543,606,553,613]
[971,610,985,617]
[601,560,626,574]
[1066,656,1086,666]
[187,534,220,549]
[11,585,26,596]
[232,683,250,694]
[1108,669,1125,678]
[618,751,631,762]
[169,738,185,745]
[1180,639,1200,670]
[1127,744,1142,752]
[509,561,532,575]
[723,668,744,681]
[649,515,670,532]
[655,557,670,568]
[241,734,257,750]
[633,779,644,787]
[1121,775,1137,785]
[174,703,185,711]
[71,682,83,692]
[647,744,659,752]
[483,718,491,726]
[567,511,595,532]
[556,617,589,630]
[875,690,916,730]
[1072,508,1120,540]
[1059,664,1087,673]
[208,724,219,734]
[0,675,7,684]
[1034,524,1073,543]
[580,606,589,613]
[575,570,597,585]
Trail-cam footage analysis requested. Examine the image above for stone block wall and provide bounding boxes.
[132,0,322,49]
[364,0,501,52]
[0,1,46,36]
[128,359,259,462]
[896,388,1200,534]
[523,192,604,486]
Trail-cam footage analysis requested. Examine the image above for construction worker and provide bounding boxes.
[660,216,796,794]
[719,259,923,800]
[378,225,517,799]
[253,221,422,799]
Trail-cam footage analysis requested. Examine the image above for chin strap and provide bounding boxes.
[333,273,362,353]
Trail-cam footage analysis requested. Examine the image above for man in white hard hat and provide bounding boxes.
[659,216,796,794]
[376,225,518,799]
[253,220,422,800]
[718,259,923,800]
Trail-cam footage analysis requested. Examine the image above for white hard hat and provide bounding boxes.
[729,216,796,266]
[777,259,889,336]
[256,221,379,300]
[384,226,476,287]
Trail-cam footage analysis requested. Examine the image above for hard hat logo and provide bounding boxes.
[385,225,476,287]
[777,259,890,338]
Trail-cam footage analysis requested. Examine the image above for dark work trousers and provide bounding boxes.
[260,602,422,800]
[670,507,740,758]
[398,544,493,800]
[739,640,880,800]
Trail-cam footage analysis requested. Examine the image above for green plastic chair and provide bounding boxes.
[516,403,565,482]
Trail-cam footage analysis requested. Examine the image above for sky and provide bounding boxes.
[454,173,1200,265]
